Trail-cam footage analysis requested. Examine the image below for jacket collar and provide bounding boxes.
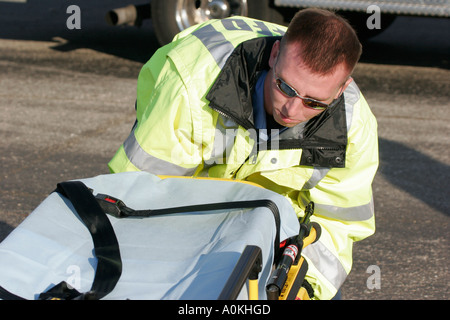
[206,36,278,129]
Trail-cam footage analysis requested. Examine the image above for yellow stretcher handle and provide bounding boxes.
[249,279,259,300]
[278,226,319,300]
[296,287,311,300]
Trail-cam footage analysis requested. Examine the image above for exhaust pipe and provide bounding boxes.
[105,4,151,27]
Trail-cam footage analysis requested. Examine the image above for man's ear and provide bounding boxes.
[341,76,353,92]
[268,40,280,69]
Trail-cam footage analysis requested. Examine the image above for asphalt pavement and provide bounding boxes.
[0,0,448,300]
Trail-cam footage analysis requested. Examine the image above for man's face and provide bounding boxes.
[264,40,353,128]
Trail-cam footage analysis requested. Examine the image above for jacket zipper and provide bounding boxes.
[210,105,255,131]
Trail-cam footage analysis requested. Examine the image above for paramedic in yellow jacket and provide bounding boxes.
[109,8,379,300]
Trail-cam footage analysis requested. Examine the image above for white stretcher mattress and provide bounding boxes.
[0,171,299,300]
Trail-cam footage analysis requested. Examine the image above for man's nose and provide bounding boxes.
[283,98,302,117]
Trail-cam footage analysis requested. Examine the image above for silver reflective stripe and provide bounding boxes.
[303,240,348,291]
[123,130,197,176]
[192,24,235,69]
[192,19,285,69]
[303,197,374,221]
[344,80,360,131]
[303,167,330,190]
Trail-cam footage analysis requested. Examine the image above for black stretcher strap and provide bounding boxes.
[53,181,122,300]
[0,285,26,300]
[0,181,123,300]
[96,194,282,255]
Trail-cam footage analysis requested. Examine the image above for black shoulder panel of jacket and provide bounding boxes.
[264,96,348,168]
[206,36,281,130]
[299,96,347,168]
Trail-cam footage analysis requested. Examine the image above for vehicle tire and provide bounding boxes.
[151,0,287,46]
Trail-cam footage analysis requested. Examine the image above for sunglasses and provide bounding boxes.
[273,60,343,110]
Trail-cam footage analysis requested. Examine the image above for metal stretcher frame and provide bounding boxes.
[219,203,321,301]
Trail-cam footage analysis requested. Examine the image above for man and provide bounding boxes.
[109,8,379,300]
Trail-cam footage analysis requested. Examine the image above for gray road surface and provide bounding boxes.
[0,0,449,300]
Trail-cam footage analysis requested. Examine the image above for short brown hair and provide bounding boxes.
[282,8,362,75]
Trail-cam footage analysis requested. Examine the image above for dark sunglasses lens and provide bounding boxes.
[276,78,328,110]
[276,79,296,97]
[304,99,327,110]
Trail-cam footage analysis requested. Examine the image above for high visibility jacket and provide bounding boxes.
[109,17,379,300]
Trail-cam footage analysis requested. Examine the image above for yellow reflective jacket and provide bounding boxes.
[109,17,379,300]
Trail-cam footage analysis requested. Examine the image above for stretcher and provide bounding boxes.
[0,171,320,300]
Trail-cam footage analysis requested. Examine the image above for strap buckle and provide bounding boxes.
[95,193,130,218]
